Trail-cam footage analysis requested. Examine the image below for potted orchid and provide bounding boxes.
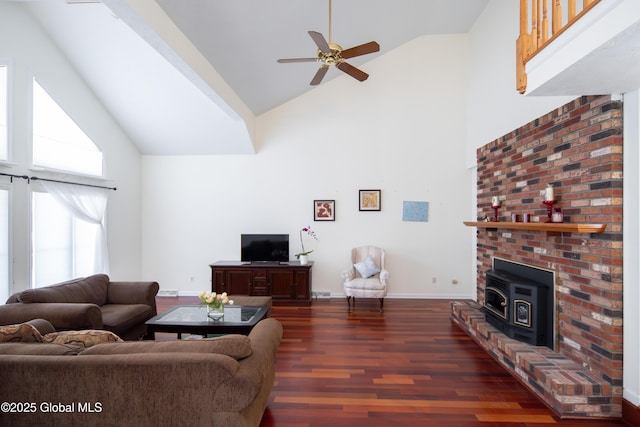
[199,291,233,320]
[294,225,317,265]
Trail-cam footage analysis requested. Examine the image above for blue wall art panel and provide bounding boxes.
[402,201,429,222]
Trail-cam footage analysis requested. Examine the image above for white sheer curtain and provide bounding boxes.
[38,180,110,274]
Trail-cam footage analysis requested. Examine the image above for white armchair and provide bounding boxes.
[341,246,389,312]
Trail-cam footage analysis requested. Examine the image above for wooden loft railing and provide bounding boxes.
[516,0,602,94]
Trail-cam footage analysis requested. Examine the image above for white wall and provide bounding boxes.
[466,0,574,167]
[623,89,640,405]
[0,3,142,289]
[141,34,473,298]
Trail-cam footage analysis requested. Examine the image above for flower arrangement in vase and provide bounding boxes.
[199,291,233,320]
[294,225,317,265]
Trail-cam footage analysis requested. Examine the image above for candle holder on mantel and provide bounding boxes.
[491,196,501,221]
[492,205,500,221]
[491,196,500,222]
[542,184,556,223]
[543,199,556,223]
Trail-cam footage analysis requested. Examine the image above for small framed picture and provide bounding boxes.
[314,200,335,221]
[359,189,381,211]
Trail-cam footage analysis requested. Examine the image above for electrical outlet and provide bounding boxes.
[432,277,437,284]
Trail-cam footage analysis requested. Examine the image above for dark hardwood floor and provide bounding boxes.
[156,297,625,427]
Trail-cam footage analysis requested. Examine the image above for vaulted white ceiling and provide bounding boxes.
[20,1,640,156]
[152,0,489,115]
[21,0,489,155]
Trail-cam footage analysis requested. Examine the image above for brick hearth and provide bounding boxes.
[452,301,614,418]
[454,95,623,418]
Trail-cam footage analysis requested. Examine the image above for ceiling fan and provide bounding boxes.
[277,0,380,86]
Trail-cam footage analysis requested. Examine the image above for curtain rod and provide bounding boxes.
[0,172,116,191]
[0,172,29,183]
[31,176,117,191]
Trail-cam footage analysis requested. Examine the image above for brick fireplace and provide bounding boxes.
[452,95,623,418]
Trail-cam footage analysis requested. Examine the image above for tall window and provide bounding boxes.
[32,79,102,176]
[30,79,109,287]
[32,191,100,287]
[0,188,8,301]
[0,65,7,160]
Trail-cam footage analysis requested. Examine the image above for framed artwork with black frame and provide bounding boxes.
[359,189,381,211]
[314,200,335,221]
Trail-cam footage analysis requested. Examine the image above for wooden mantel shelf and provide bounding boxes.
[463,221,606,233]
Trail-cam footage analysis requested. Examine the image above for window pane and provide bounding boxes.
[0,189,8,302]
[32,192,99,288]
[0,66,7,160]
[32,192,72,287]
[32,79,102,176]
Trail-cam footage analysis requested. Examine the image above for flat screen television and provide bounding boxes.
[241,234,289,263]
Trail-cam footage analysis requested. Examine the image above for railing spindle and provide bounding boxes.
[569,0,577,20]
[552,0,562,34]
[542,0,549,43]
[516,0,530,94]
[531,0,539,49]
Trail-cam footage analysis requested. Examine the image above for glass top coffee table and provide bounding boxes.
[145,305,268,339]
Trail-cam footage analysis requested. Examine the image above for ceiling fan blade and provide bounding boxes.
[310,65,330,86]
[277,58,317,63]
[335,62,369,82]
[341,41,380,59]
[308,31,331,53]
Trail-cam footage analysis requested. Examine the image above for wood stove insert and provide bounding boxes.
[483,258,555,349]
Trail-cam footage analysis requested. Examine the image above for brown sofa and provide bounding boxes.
[0,317,282,427]
[0,274,159,340]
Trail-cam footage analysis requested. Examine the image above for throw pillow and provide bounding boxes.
[0,323,44,343]
[43,330,123,348]
[25,318,56,336]
[354,255,381,279]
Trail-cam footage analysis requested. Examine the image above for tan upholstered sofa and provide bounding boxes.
[0,274,159,340]
[0,317,282,427]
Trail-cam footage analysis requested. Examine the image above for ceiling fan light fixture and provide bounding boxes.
[317,43,343,66]
[276,0,379,86]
